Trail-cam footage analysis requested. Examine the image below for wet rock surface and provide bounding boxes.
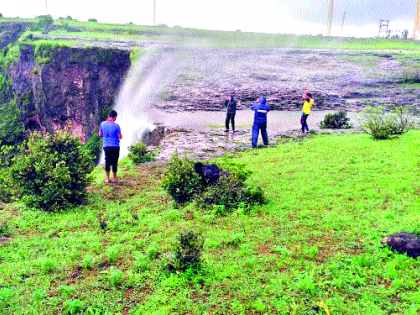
[151,126,357,161]
[152,48,420,113]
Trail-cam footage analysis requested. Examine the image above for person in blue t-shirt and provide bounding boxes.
[99,110,123,183]
[251,95,270,148]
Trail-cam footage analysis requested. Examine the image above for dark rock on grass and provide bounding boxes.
[381,232,420,258]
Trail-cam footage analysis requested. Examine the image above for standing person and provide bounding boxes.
[99,110,122,183]
[301,92,315,133]
[224,93,237,132]
[251,95,270,148]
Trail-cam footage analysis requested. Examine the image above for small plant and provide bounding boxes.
[107,245,121,265]
[82,255,94,269]
[361,105,412,139]
[128,142,155,164]
[171,231,204,272]
[108,269,124,287]
[133,252,148,272]
[319,111,352,129]
[64,299,85,314]
[162,152,201,204]
[0,222,10,237]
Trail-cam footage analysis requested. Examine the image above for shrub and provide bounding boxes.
[194,174,265,214]
[128,142,155,164]
[361,105,412,139]
[162,152,201,204]
[33,15,54,32]
[10,131,94,211]
[172,231,204,272]
[108,269,124,287]
[319,111,352,129]
[83,132,102,165]
[0,100,27,146]
[0,222,10,237]
[0,168,17,203]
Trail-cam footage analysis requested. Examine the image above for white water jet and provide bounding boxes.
[100,48,180,162]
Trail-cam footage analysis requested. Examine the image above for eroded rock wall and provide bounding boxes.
[10,45,130,142]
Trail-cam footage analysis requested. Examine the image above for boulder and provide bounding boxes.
[381,232,420,258]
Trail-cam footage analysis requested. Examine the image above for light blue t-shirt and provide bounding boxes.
[99,121,121,147]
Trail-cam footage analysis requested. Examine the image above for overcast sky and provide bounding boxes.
[0,0,418,37]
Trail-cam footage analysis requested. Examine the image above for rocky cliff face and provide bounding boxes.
[9,45,130,142]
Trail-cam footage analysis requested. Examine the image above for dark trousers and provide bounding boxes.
[252,123,268,148]
[104,147,120,173]
[225,112,235,130]
[301,114,309,132]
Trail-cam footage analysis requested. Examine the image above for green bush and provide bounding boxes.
[162,152,266,212]
[194,173,266,214]
[128,142,155,164]
[361,105,412,139]
[162,152,201,204]
[33,15,54,32]
[83,132,102,165]
[0,100,27,146]
[10,131,94,211]
[172,231,204,272]
[319,111,352,129]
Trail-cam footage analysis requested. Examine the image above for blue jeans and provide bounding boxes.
[252,123,268,148]
[301,114,309,132]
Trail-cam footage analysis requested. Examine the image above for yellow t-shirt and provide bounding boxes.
[302,98,314,115]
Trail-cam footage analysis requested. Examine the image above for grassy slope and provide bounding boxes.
[2,17,420,51]
[1,132,420,314]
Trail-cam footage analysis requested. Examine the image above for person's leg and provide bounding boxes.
[261,123,269,145]
[231,113,235,131]
[225,113,230,131]
[111,147,120,182]
[104,147,111,183]
[304,114,310,132]
[301,115,306,133]
[252,124,259,148]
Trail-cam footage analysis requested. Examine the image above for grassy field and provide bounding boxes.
[2,17,420,51]
[1,131,420,314]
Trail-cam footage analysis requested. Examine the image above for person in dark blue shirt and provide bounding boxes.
[99,110,122,183]
[251,95,270,148]
[224,93,237,132]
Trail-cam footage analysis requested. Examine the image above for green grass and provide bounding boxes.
[2,17,420,51]
[1,131,420,314]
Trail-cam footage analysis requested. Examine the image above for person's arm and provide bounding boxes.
[117,133,122,139]
[117,125,122,139]
[98,124,103,137]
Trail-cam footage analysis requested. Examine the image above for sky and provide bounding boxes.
[0,0,418,38]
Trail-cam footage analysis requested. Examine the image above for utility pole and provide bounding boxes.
[414,0,420,39]
[45,0,48,14]
[326,0,334,36]
[341,11,346,31]
[153,0,156,26]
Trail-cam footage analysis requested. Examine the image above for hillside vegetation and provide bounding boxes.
[2,17,420,50]
[1,132,420,314]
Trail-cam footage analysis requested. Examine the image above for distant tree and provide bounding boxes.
[0,13,3,18]
[402,30,408,40]
[88,18,97,22]
[66,16,73,20]
[35,15,54,32]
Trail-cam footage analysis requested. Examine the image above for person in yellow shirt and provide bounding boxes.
[301,92,315,133]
